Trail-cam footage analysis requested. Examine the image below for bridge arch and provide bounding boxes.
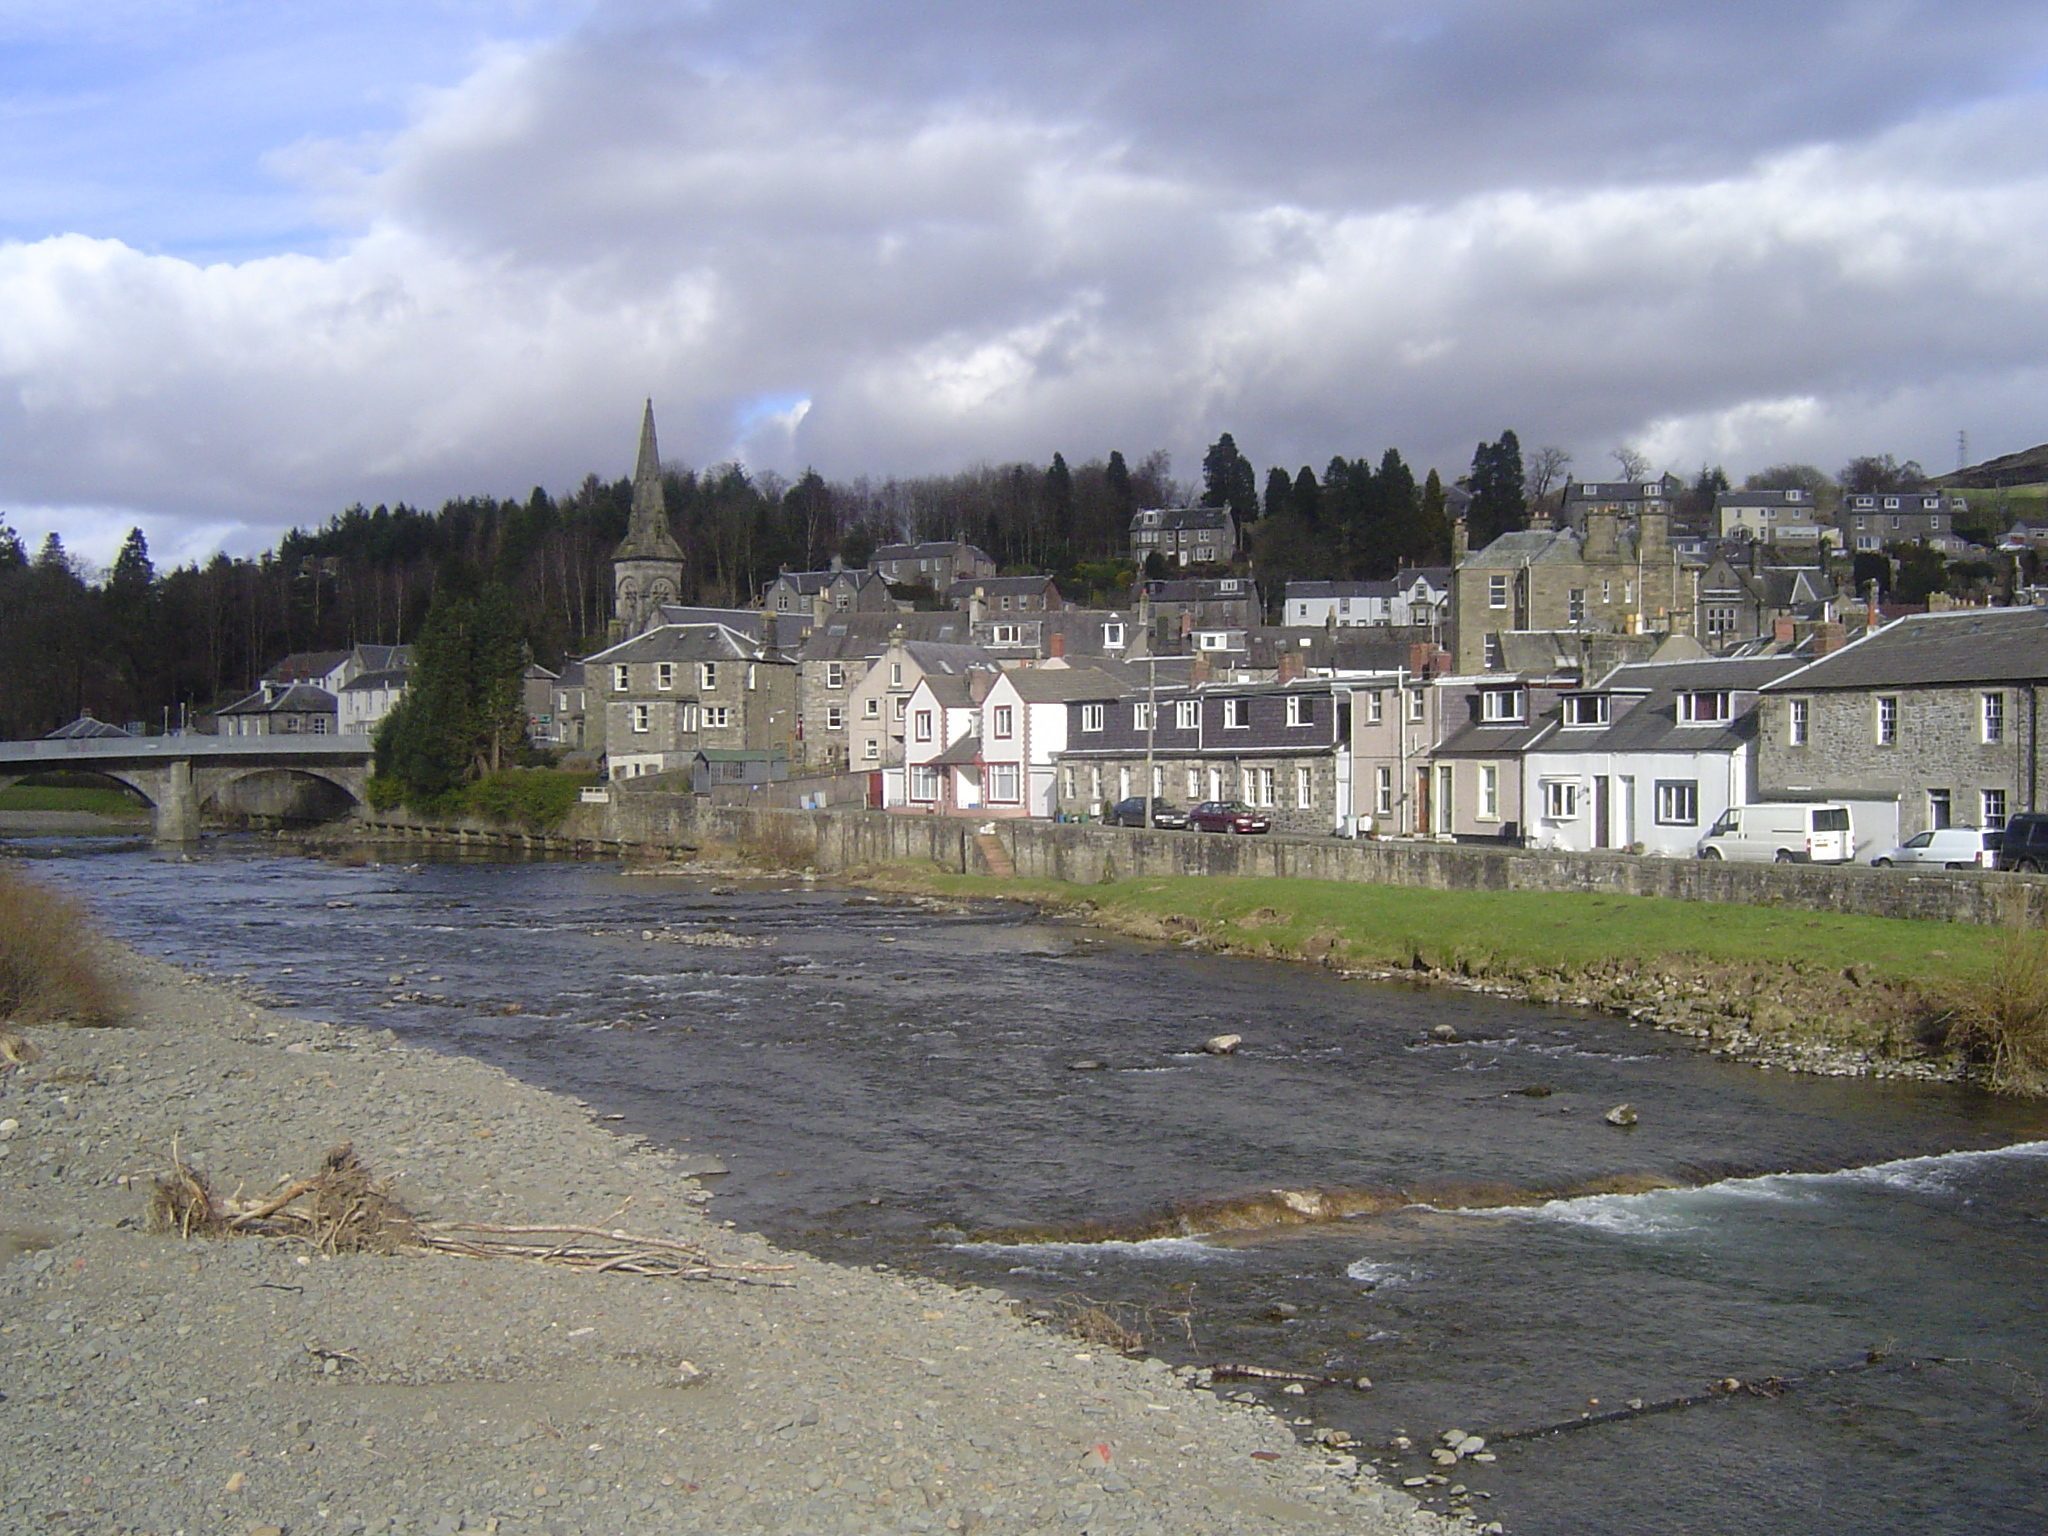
[194,764,366,826]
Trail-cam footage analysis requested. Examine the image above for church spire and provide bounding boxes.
[615,397,684,562]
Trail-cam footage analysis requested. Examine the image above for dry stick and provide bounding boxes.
[1487,1353,2038,1445]
[226,1178,320,1229]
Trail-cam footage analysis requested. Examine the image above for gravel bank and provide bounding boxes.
[1,946,1445,1536]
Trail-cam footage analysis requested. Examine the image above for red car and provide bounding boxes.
[1188,800,1270,834]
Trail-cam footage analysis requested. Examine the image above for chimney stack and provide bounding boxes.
[1584,508,1620,561]
[1278,647,1306,684]
[1773,616,1797,645]
[1452,517,1469,562]
[1048,630,1066,660]
[1864,580,1882,634]
[1812,621,1848,656]
[1190,652,1212,685]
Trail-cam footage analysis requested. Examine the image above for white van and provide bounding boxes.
[1696,803,1854,864]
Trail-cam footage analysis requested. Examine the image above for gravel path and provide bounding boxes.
[2,946,1447,1536]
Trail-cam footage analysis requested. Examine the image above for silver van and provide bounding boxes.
[1696,803,1854,864]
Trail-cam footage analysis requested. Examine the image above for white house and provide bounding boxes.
[1518,656,1806,856]
[898,673,992,813]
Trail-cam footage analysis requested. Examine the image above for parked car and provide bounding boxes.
[1188,800,1271,834]
[1998,812,2048,873]
[1107,796,1188,829]
[1696,802,1854,864]
[1871,827,2001,870]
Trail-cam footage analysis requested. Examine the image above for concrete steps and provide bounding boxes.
[973,832,1015,878]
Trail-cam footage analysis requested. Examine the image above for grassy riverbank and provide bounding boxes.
[0,783,148,818]
[861,867,2030,1081]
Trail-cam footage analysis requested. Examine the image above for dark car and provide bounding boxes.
[1107,796,1188,829]
[1998,812,2048,872]
[1187,800,1271,834]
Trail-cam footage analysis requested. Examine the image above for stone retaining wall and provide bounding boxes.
[354,797,2047,927]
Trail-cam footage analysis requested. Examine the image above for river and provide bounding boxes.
[18,837,2048,1535]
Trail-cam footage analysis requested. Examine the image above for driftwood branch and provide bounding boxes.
[147,1141,790,1286]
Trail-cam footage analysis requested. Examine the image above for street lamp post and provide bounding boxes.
[1143,653,1158,830]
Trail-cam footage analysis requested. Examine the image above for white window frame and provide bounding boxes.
[1984,691,2006,744]
[1296,766,1312,807]
[1176,699,1198,730]
[1788,697,1808,746]
[630,703,650,735]
[862,737,880,761]
[1286,695,1307,727]
[1133,702,1155,731]
[700,662,719,691]
[825,705,844,732]
[1224,698,1250,729]
[988,763,1022,803]
[656,662,674,691]
[1375,766,1394,816]
[1366,691,1384,725]
[1655,780,1699,826]
[1103,622,1125,648]
[994,705,1015,739]
[1563,695,1609,727]
[1479,689,1525,724]
[1541,778,1580,820]
[1983,788,2008,828]
[1488,573,1508,609]
[612,664,630,692]
[1876,695,1898,746]
[1479,764,1499,821]
[825,662,845,689]
[703,705,730,729]
[1677,691,1731,725]
[1246,766,1275,807]
[863,696,880,719]
[909,765,939,803]
[914,710,933,743]
[1080,704,1104,732]
[1408,688,1427,723]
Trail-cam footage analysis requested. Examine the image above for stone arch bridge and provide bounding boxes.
[0,736,374,843]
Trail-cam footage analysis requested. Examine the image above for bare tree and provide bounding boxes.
[1611,445,1651,480]
[1525,445,1572,502]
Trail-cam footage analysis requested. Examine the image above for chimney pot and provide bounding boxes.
[1049,631,1065,659]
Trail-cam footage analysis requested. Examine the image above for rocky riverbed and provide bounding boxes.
[0,943,1446,1536]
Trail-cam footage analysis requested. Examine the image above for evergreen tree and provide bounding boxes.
[1044,452,1075,552]
[1200,432,1259,524]
[1376,448,1420,571]
[1467,432,1528,548]
[1420,470,1451,563]
[374,585,529,803]
[0,518,26,573]
[1291,466,1322,532]
[1262,466,1294,522]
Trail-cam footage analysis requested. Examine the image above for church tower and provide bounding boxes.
[611,399,685,638]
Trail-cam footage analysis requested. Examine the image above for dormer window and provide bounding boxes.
[1677,690,1731,724]
[1479,688,1525,724]
[1562,694,1610,727]
[1103,622,1125,649]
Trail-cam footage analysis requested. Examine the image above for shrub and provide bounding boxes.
[450,769,594,831]
[1945,916,2048,1096]
[0,865,122,1024]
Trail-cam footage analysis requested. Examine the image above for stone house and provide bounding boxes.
[759,559,897,620]
[1136,577,1263,648]
[1757,606,2048,852]
[1052,670,1353,834]
[969,606,1142,665]
[1129,506,1236,567]
[1714,488,1833,545]
[586,622,798,781]
[1840,492,1970,554]
[870,540,996,590]
[946,574,1064,614]
[1693,550,1837,652]
[215,682,338,737]
[1517,656,1805,857]
[1560,475,1683,533]
[543,660,589,750]
[1449,508,1693,673]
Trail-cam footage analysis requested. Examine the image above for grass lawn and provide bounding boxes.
[900,871,2005,988]
[0,783,149,818]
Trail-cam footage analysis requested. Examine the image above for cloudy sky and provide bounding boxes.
[5,0,2048,571]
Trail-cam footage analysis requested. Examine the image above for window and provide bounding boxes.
[1927,789,1952,830]
[1296,766,1313,807]
[910,765,939,802]
[1187,768,1202,800]
[700,663,719,690]
[1176,699,1198,730]
[993,705,1015,738]
[1488,574,1509,609]
[1479,764,1499,821]
[1984,692,2006,744]
[1788,698,1808,746]
[890,662,903,687]
[1224,698,1250,729]
[678,704,699,732]
[656,662,674,690]
[1062,766,1077,799]
[1247,766,1275,807]
[862,738,880,761]
[703,706,730,729]
[1080,704,1104,732]
[989,763,1021,802]
[990,623,1020,645]
[776,592,790,611]
[631,704,650,734]
[1286,695,1309,727]
[1376,766,1394,816]
[1090,766,1103,802]
[1568,588,1587,626]
[1366,691,1384,725]
[1408,689,1427,722]
[1655,780,1699,825]
[863,697,881,719]
[1479,689,1525,723]
[1677,691,1731,724]
[612,664,630,692]
[1133,702,1155,731]
[1103,622,1125,649]
[1601,580,1612,603]
[914,710,933,742]
[1563,695,1609,727]
[893,697,907,721]
[1482,635,1503,670]
[999,596,1012,611]
[1198,632,1230,651]
[1876,696,1898,746]
[1541,779,1580,820]
[825,706,844,732]
[311,716,329,734]
[1983,788,2008,828]
[826,662,845,689]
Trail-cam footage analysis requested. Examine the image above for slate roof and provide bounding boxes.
[1130,506,1233,532]
[1547,656,1808,754]
[767,566,888,597]
[798,611,973,660]
[947,575,1061,599]
[1004,663,1140,703]
[585,623,762,665]
[873,540,994,564]
[45,715,133,739]
[928,734,986,766]
[901,641,998,676]
[920,675,981,709]
[217,684,338,716]
[261,650,351,685]
[1762,607,2048,692]
[1285,580,1399,600]
[340,668,408,692]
